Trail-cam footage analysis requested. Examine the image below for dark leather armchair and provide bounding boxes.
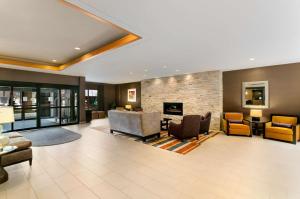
[199,112,211,134]
[168,115,201,140]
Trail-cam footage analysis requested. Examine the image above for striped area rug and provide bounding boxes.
[145,131,220,154]
[91,126,220,155]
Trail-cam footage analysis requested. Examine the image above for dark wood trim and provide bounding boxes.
[110,129,160,142]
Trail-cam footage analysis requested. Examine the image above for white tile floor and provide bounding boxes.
[1,119,300,199]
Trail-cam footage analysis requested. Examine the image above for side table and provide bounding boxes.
[160,118,172,131]
[244,116,270,136]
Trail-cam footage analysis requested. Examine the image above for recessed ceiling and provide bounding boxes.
[0,0,140,70]
[1,0,300,83]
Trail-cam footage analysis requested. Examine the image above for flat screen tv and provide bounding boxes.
[163,102,183,116]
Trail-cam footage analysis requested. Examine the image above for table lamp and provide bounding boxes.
[125,104,132,111]
[0,107,15,146]
[250,109,262,121]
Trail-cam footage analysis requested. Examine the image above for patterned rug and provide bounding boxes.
[145,131,220,154]
[92,125,220,154]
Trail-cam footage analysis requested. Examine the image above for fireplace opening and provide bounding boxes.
[163,102,183,116]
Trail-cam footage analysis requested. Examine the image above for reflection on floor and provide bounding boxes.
[1,119,300,199]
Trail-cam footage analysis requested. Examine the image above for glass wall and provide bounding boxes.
[0,82,79,132]
[40,88,60,127]
[12,87,37,130]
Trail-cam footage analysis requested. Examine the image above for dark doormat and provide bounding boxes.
[20,127,81,147]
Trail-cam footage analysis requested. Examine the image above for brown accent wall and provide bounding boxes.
[0,67,79,85]
[104,84,116,111]
[223,62,300,117]
[115,82,141,108]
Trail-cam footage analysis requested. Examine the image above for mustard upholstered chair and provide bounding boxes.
[264,114,300,144]
[222,112,252,137]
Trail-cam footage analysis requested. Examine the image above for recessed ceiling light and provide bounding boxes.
[163,65,167,68]
[249,58,255,61]
[74,47,81,50]
[176,69,180,72]
[52,59,57,62]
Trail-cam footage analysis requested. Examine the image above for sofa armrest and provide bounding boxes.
[168,122,182,137]
[265,122,272,128]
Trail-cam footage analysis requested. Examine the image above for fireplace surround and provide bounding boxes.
[163,102,183,116]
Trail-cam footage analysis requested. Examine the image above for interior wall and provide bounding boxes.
[141,71,223,130]
[103,84,116,111]
[115,82,141,108]
[223,62,300,117]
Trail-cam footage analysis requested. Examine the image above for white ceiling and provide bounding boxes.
[1,0,300,83]
[0,0,127,65]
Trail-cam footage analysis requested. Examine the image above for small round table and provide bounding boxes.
[160,118,172,131]
[0,146,17,184]
[244,116,270,136]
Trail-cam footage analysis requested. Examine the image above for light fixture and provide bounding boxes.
[74,47,81,50]
[250,109,262,121]
[129,72,133,75]
[163,65,167,68]
[52,59,57,62]
[249,58,255,61]
[176,69,180,72]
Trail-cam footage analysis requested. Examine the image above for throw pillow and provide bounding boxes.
[272,122,293,128]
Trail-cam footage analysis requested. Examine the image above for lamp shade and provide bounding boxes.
[0,106,15,124]
[125,104,132,110]
[250,109,262,118]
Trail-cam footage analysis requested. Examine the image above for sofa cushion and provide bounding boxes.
[225,113,243,121]
[228,119,243,124]
[272,116,297,126]
[272,122,292,129]
[5,132,23,138]
[266,127,293,135]
[229,123,249,130]
[9,137,32,151]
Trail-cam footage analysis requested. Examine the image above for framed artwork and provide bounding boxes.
[128,88,136,102]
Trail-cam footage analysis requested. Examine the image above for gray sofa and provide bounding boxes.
[108,110,161,141]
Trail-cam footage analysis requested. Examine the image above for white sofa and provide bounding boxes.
[108,110,161,141]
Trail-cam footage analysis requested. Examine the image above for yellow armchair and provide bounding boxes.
[223,112,252,137]
[264,115,299,144]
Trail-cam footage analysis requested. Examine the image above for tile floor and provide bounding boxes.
[1,119,300,199]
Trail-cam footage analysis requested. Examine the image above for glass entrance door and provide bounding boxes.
[61,89,78,124]
[0,82,79,132]
[12,87,37,130]
[40,88,60,127]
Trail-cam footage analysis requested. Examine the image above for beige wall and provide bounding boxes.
[141,71,223,130]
